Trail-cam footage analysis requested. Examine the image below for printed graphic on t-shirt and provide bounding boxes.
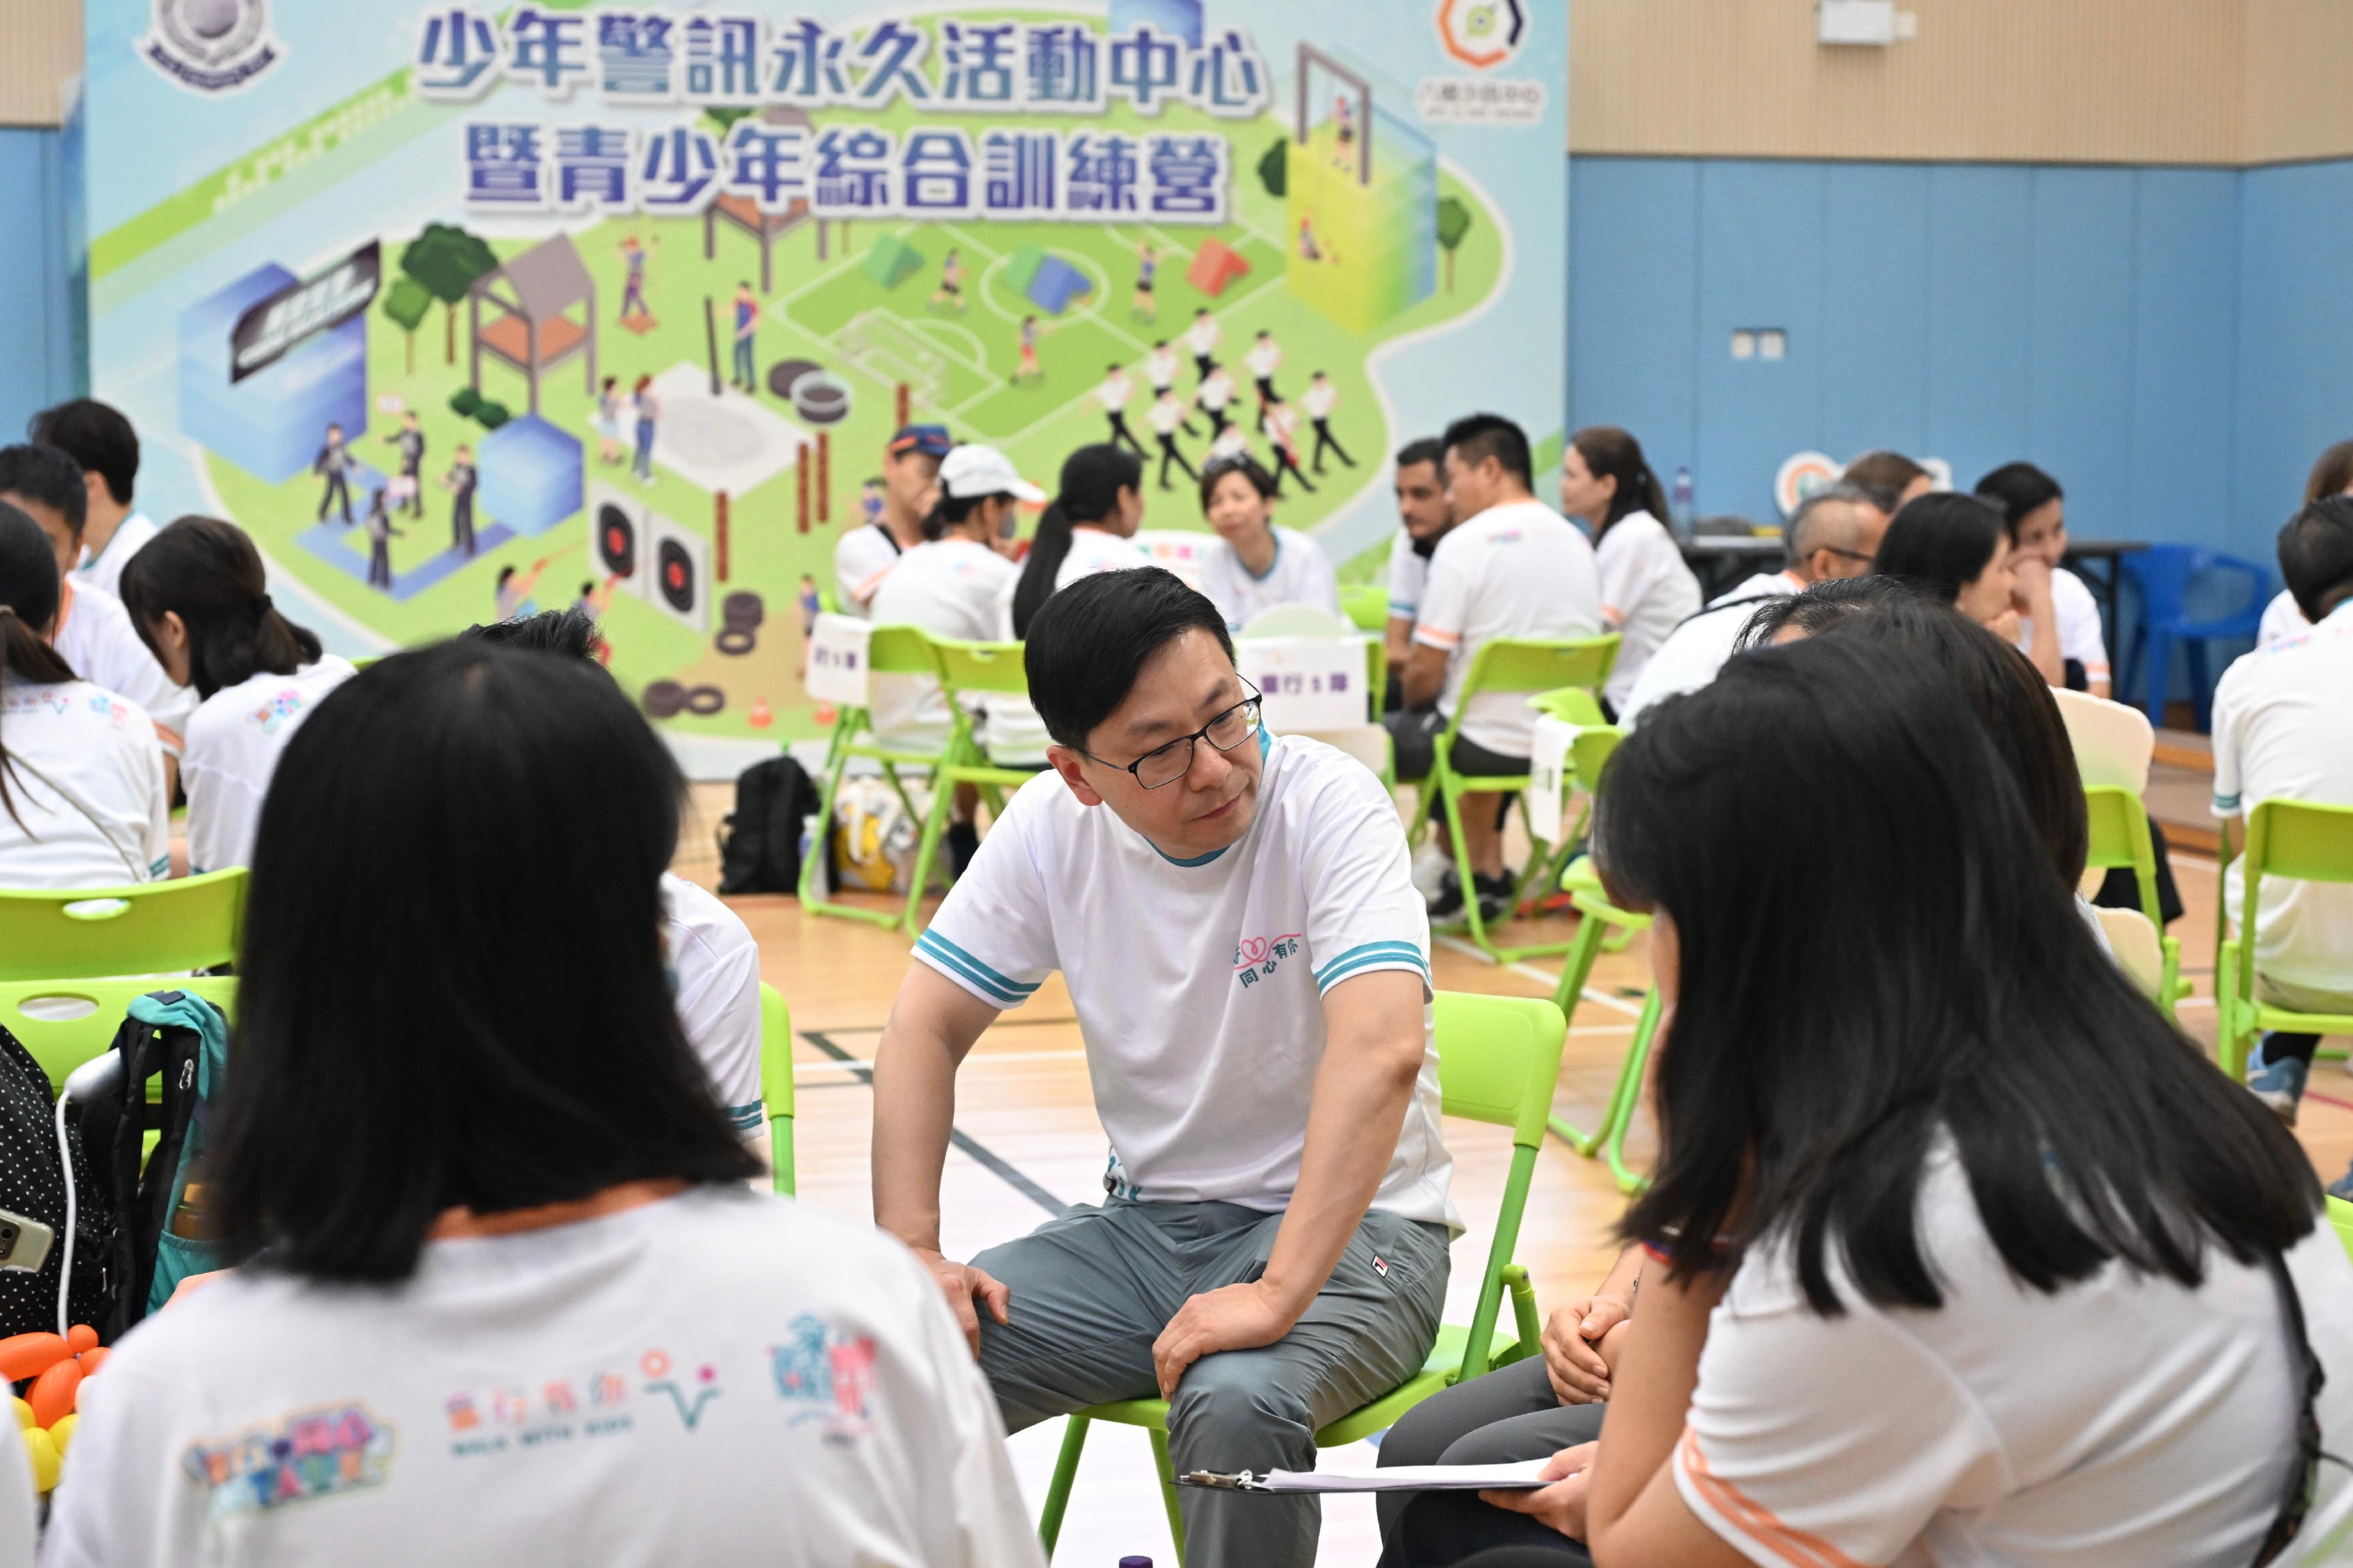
[1233,932,1303,989]
[246,689,312,735]
[441,1345,719,1456]
[769,1314,879,1439]
[181,1402,394,1523]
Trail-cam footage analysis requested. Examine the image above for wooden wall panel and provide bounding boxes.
[1570,0,2247,166]
[0,0,82,128]
[2241,0,2353,164]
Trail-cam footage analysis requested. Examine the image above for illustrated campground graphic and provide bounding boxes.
[86,1,1561,753]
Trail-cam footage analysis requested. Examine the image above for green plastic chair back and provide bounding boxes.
[2219,801,2353,1071]
[1340,583,1389,633]
[2331,1196,2353,1263]
[1432,992,1567,1152]
[1459,636,1620,701]
[929,638,1030,696]
[758,982,796,1197]
[1034,991,1567,1560]
[865,623,942,675]
[1526,687,1606,728]
[0,977,238,1093]
[0,869,248,983]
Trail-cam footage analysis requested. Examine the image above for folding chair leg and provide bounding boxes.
[1149,1426,1187,1566]
[1547,912,1622,1156]
[799,735,897,929]
[902,768,956,939]
[1038,1414,1090,1559]
[1606,990,1662,1195]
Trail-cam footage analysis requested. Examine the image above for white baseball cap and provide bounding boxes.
[938,443,1046,503]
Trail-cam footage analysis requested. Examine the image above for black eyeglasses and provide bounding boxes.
[1082,686,1262,789]
[1818,546,1877,566]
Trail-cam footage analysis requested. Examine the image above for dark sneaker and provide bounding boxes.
[1427,868,1468,922]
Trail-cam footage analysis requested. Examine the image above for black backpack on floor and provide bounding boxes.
[0,1027,108,1337]
[718,755,826,895]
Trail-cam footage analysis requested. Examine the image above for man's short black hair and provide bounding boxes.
[27,399,138,507]
[2281,495,2353,623]
[0,443,89,535]
[1024,567,1234,750]
[1395,437,1445,474]
[1440,413,1532,488]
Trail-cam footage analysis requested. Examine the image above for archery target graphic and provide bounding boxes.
[1437,0,1527,69]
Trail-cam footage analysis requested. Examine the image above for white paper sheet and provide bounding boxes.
[1181,1458,1554,1493]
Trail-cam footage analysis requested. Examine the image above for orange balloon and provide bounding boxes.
[73,1347,105,1377]
[64,1325,95,1355]
[26,1359,78,1427]
[0,1334,68,1382]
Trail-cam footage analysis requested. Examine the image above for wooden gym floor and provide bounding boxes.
[671,785,2349,1567]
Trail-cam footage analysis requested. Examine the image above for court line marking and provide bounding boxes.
[802,1028,1066,1216]
[1432,935,1647,1019]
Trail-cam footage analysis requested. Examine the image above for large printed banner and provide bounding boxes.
[86,0,1564,759]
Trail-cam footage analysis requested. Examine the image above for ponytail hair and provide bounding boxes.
[1569,425,1674,540]
[119,516,322,701]
[0,501,78,833]
[1011,444,1143,639]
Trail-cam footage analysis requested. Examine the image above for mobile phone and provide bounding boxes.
[0,1212,55,1275]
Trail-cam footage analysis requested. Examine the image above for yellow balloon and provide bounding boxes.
[8,1399,27,1430]
[49,1413,75,1456]
[21,1427,57,1493]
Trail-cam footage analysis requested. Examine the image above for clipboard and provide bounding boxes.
[1178,1458,1554,1493]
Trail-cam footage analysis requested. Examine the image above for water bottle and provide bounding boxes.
[1671,466,1695,539]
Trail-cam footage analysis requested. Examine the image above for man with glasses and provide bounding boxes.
[1615,482,1891,729]
[872,567,1455,1568]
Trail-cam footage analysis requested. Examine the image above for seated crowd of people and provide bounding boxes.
[0,393,2348,1568]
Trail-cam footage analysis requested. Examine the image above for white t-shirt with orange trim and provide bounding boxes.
[1674,1145,2353,1568]
[1411,499,1603,757]
[51,579,194,754]
[1617,571,1802,732]
[1593,509,1702,709]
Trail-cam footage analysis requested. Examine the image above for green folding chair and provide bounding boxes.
[2215,799,2353,1082]
[2332,1196,2353,1263]
[0,869,247,983]
[756,982,796,1196]
[1340,583,1389,634]
[2082,786,2187,1020]
[799,625,949,932]
[904,638,1039,938]
[1035,990,1565,1563]
[1544,859,1659,1195]
[0,977,239,1093]
[1404,637,1620,963]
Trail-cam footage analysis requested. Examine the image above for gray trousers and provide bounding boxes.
[974,1198,1451,1568]
[1376,1355,1603,1566]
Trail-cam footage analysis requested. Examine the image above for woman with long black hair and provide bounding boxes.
[121,516,354,874]
[1556,427,1699,715]
[46,639,1042,1566]
[1557,638,2350,1565]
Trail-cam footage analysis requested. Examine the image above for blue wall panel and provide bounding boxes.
[0,125,84,446]
[1923,165,2036,492]
[2235,161,2353,557]
[1569,156,2257,555]
[1819,163,1930,464]
[2026,169,2138,538]
[1567,157,1700,489]
[1694,161,1824,525]
[2131,170,2238,551]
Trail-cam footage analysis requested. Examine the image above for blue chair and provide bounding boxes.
[2118,546,2267,731]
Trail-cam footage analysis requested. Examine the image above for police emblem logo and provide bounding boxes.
[141,0,284,94]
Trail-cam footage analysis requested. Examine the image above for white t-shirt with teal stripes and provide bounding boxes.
[913,732,1457,1231]
[662,872,765,1138]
